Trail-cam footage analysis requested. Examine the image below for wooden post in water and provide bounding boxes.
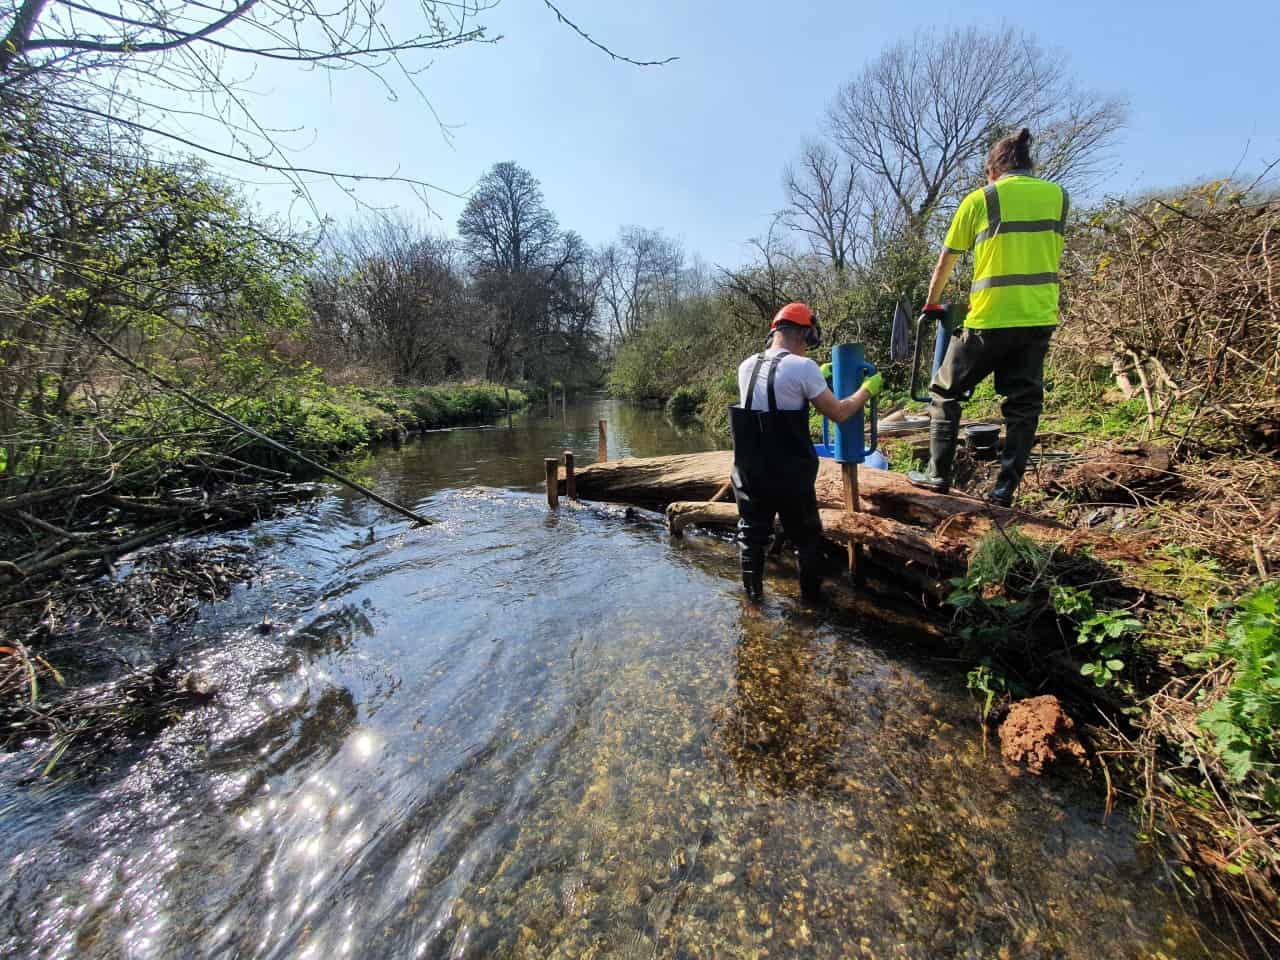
[598,420,608,463]
[505,387,512,429]
[547,388,553,419]
[564,450,576,499]
[842,462,861,574]
[562,387,567,418]
[545,457,560,509]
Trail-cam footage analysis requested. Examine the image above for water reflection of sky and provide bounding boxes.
[0,402,1233,959]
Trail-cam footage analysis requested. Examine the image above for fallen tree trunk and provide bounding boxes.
[666,499,963,600]
[573,451,1156,593]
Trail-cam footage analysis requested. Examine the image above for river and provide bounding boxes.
[0,398,1229,958]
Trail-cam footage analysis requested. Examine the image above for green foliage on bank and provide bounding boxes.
[665,385,705,422]
[87,373,528,480]
[945,527,1144,693]
[1189,581,1280,785]
[396,382,525,430]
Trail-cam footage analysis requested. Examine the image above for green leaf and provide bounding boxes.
[1106,659,1125,672]
[1222,746,1255,782]
[1081,663,1096,676]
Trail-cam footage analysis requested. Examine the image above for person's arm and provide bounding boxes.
[925,249,961,307]
[926,191,979,308]
[810,370,882,424]
[811,387,868,424]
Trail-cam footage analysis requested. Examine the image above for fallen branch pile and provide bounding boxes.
[0,465,317,603]
[1059,182,1280,452]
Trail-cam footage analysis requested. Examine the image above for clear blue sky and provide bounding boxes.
[224,0,1277,267]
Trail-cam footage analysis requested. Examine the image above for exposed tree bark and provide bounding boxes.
[572,451,1156,585]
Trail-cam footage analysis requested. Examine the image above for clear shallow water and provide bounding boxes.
[0,400,1230,958]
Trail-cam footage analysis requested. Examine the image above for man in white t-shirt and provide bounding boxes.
[729,302,882,602]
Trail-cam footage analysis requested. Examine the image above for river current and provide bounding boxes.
[0,399,1229,958]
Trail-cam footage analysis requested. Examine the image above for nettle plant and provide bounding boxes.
[1187,582,1280,784]
[1051,585,1143,687]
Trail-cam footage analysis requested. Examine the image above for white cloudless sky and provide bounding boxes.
[202,0,1278,267]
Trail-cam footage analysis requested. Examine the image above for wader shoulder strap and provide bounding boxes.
[742,351,790,412]
[743,353,768,412]
[766,351,786,412]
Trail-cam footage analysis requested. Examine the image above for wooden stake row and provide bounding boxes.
[546,420,607,509]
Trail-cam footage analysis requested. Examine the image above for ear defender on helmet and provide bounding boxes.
[805,313,822,348]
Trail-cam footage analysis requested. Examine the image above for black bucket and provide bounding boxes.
[965,424,1001,460]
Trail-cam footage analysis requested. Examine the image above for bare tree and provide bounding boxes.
[781,140,862,273]
[456,161,600,384]
[309,219,469,384]
[827,26,1126,236]
[596,226,684,342]
[458,162,561,274]
[0,1,674,208]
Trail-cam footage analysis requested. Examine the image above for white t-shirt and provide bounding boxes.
[737,348,829,412]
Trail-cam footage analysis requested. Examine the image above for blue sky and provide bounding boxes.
[223,0,1278,267]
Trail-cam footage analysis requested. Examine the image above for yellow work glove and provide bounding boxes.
[861,371,884,398]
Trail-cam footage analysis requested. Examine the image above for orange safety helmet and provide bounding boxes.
[769,302,822,346]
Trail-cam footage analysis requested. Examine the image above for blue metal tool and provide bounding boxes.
[813,343,879,464]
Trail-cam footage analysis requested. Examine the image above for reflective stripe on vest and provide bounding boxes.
[966,176,1068,329]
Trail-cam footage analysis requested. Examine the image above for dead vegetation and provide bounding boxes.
[1059,179,1280,456]
[0,539,261,778]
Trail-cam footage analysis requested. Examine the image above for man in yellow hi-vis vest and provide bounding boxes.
[908,127,1068,507]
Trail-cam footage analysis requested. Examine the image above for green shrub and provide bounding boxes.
[401,383,524,429]
[1189,582,1280,782]
[1050,585,1142,687]
[665,385,705,422]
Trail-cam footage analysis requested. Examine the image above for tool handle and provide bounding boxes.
[909,314,932,403]
[863,361,878,455]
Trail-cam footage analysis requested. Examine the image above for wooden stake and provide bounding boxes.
[505,387,512,428]
[598,420,608,463]
[545,458,560,509]
[842,462,861,574]
[562,388,567,418]
[564,450,576,500]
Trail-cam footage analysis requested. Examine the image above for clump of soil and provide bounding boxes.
[998,695,1088,775]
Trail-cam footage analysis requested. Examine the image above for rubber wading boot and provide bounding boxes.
[907,421,957,493]
[989,420,1038,507]
[797,541,823,604]
[740,550,765,602]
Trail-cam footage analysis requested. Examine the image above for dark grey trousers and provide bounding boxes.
[929,326,1054,438]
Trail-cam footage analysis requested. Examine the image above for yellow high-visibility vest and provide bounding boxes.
[943,173,1069,329]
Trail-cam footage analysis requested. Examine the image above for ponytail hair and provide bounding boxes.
[987,127,1034,177]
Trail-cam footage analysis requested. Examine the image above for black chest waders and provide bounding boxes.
[728,352,824,602]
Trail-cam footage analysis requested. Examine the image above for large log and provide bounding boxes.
[665,500,964,600]
[574,451,1058,534]
[573,451,1154,573]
